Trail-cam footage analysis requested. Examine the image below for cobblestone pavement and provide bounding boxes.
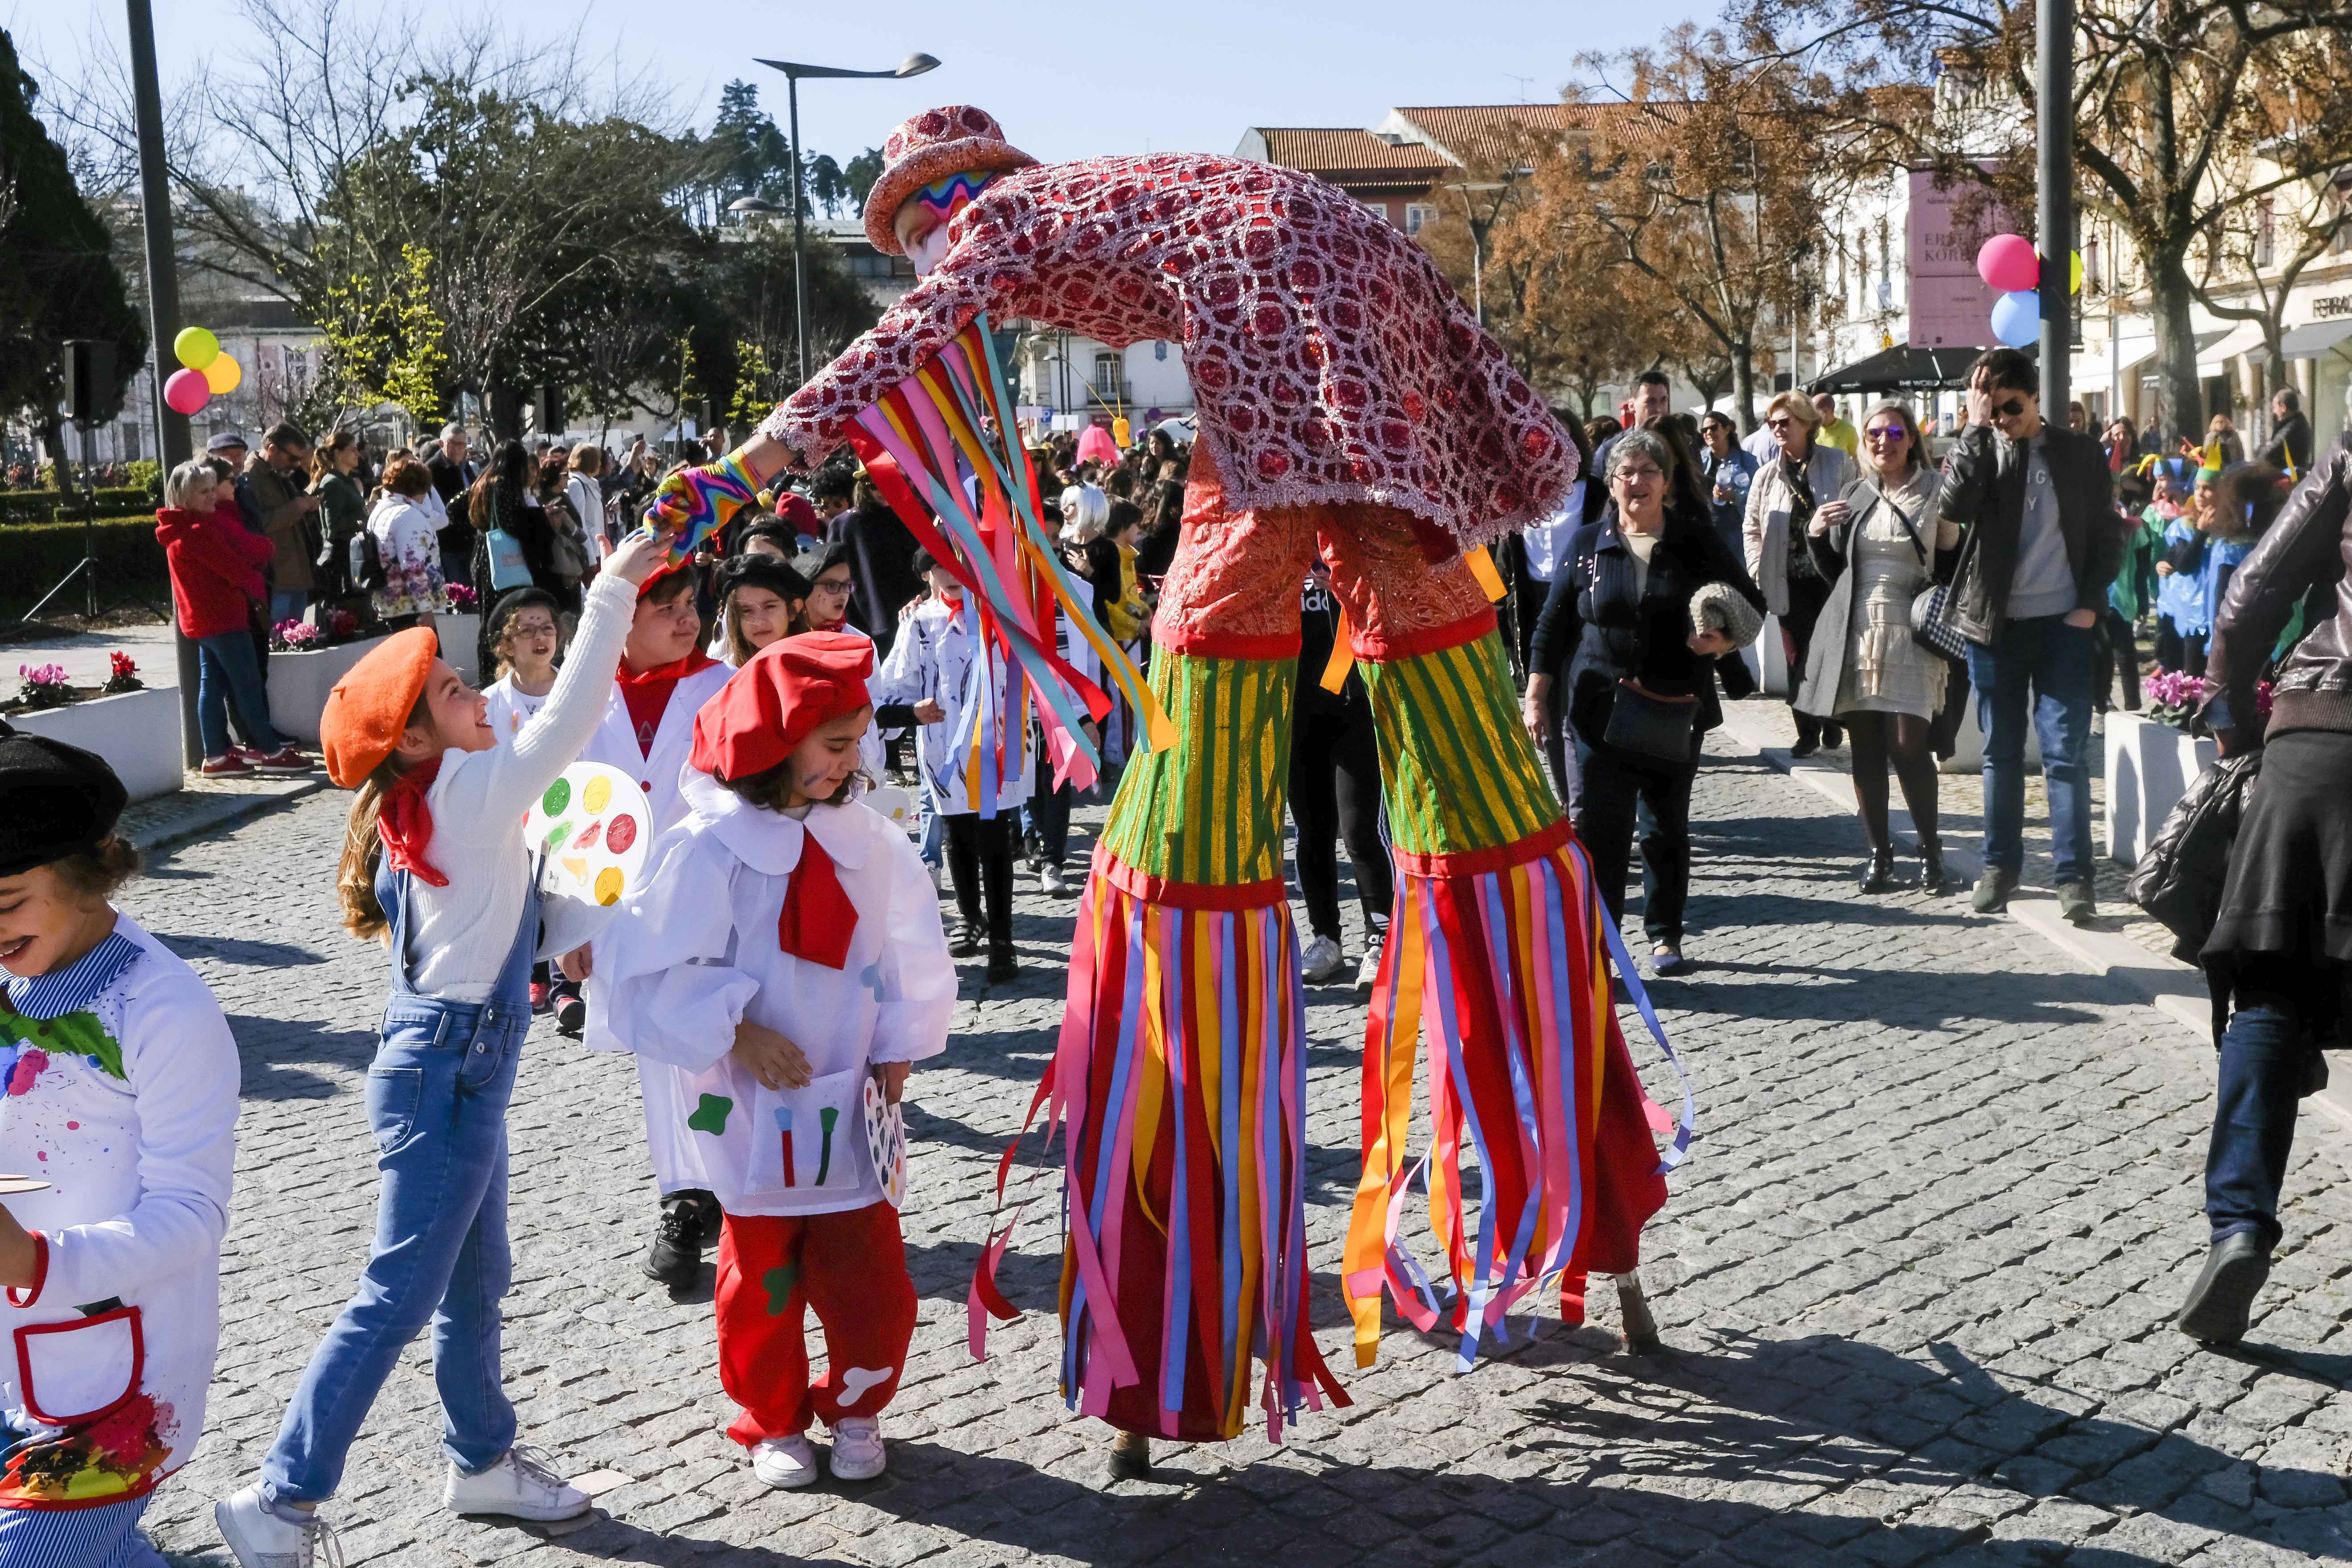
[113,734,2352,1567]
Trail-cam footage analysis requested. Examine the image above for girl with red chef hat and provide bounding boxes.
[593,632,955,1489]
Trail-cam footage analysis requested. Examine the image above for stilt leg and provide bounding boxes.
[1614,1270,1661,1354]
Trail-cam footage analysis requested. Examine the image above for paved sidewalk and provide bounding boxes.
[117,740,2352,1566]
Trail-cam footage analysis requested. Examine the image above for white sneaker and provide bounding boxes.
[750,1434,820,1489]
[827,1415,887,1481]
[442,1445,591,1520]
[1041,862,1073,897]
[1300,934,1346,985]
[1355,948,1382,998]
[216,1483,340,1568]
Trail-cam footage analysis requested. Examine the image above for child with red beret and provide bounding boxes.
[214,526,672,1568]
[573,561,737,1282]
[595,632,954,1489]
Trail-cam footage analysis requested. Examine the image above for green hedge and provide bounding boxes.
[3,515,169,597]
[0,489,158,524]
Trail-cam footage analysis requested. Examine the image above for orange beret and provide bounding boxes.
[319,625,440,787]
[691,631,874,782]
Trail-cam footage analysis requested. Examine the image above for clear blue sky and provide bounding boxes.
[16,0,1715,166]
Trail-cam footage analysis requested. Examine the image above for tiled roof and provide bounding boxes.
[1251,127,1452,177]
[1392,101,1691,165]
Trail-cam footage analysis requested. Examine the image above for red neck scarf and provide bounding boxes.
[776,828,856,969]
[378,756,448,888]
[617,649,718,757]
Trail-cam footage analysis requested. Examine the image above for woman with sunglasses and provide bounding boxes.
[1745,390,1855,757]
[1796,400,1961,892]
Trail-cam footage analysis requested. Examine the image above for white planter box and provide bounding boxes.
[2106,710,2216,866]
[1939,686,2045,776]
[11,688,183,802]
[435,613,481,685]
[266,635,388,744]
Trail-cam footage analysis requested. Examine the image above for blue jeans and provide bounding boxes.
[2205,1001,2304,1249]
[196,630,285,757]
[261,863,535,1504]
[1965,614,2096,885]
[0,1488,161,1565]
[269,589,307,626]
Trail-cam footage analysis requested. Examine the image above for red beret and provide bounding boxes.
[691,631,875,781]
[319,625,440,787]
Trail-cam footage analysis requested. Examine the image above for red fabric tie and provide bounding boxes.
[378,756,448,888]
[777,834,856,969]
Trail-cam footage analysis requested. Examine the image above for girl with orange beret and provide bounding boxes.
[594,633,954,1489]
[215,526,672,1568]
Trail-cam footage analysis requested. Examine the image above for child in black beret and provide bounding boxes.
[0,723,240,1565]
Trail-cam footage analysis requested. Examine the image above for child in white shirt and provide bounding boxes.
[0,727,237,1567]
[480,588,564,743]
[598,633,953,1489]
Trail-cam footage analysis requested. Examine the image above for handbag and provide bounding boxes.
[1601,679,1698,763]
[485,526,534,590]
[1909,509,1974,662]
[2126,750,2261,966]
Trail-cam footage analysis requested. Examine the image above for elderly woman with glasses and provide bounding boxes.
[1745,390,1857,757]
[1523,426,1765,976]
[1795,399,1962,892]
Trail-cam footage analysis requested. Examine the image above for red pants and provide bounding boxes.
[714,1203,917,1445]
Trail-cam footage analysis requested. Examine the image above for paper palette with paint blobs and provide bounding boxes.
[522,763,652,908]
[864,1074,907,1209]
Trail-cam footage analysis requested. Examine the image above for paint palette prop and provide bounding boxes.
[0,1175,51,1196]
[864,784,913,829]
[863,1074,908,1209]
[522,763,651,908]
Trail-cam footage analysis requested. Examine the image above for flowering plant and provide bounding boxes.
[2144,670,2206,732]
[444,583,479,612]
[102,651,143,694]
[14,664,71,711]
[327,608,360,641]
[272,619,322,651]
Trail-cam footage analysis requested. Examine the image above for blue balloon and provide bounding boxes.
[1990,290,2041,348]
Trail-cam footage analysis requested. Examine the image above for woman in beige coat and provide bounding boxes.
[1796,400,1961,892]
[1744,390,1854,756]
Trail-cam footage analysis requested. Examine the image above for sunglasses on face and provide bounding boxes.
[1616,465,1664,483]
[1766,417,1794,431]
[1992,397,2028,419]
[1865,425,1908,443]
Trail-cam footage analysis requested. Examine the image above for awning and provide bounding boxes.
[1808,344,1995,394]
[2277,318,2352,360]
[2197,320,2267,375]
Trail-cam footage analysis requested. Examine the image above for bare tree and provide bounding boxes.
[2192,176,2352,427]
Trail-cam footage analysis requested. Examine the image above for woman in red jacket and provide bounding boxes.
[154,458,312,776]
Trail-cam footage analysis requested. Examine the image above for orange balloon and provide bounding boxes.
[203,355,242,394]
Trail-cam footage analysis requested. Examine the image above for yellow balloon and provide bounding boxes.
[1112,416,1132,447]
[2070,250,2084,295]
[174,327,219,371]
[203,355,242,394]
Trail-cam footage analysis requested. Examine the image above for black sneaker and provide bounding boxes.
[644,1191,719,1286]
[553,988,586,1036]
[987,948,1019,984]
[949,923,982,958]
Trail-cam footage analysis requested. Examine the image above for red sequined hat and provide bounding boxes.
[863,104,1038,255]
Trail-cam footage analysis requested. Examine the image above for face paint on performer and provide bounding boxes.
[892,171,997,277]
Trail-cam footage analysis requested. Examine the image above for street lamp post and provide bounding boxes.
[1453,181,1506,325]
[753,51,940,386]
[2037,0,2074,417]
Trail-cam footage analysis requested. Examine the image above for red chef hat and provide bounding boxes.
[690,631,875,781]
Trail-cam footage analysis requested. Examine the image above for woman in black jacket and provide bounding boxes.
[2173,427,2352,1347]
[1523,425,1765,976]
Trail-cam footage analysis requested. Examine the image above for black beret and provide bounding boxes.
[0,720,128,878]
[716,553,812,606]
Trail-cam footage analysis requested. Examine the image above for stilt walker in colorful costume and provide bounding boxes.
[645,106,1693,1473]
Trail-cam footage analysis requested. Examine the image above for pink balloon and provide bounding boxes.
[1977,233,2041,294]
[164,368,211,415]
